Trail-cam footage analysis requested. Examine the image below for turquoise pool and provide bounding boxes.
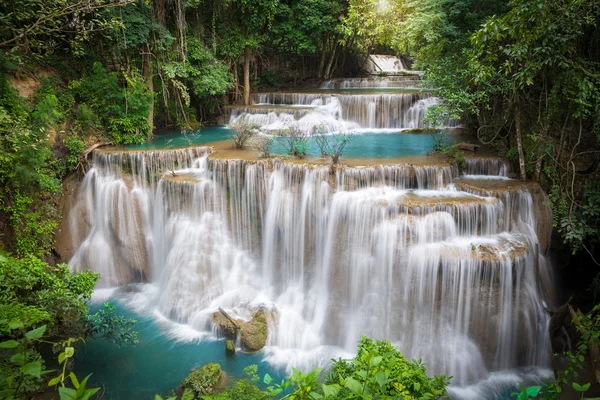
[74,302,284,400]
[122,126,461,159]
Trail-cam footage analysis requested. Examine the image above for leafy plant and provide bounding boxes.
[87,303,138,348]
[282,124,309,158]
[230,122,259,149]
[312,126,352,164]
[252,136,274,158]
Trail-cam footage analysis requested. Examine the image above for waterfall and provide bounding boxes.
[228,92,459,134]
[67,146,554,395]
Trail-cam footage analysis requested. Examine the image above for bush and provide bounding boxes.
[312,127,352,164]
[0,254,98,339]
[69,62,153,145]
[282,124,309,158]
[325,337,450,399]
[252,136,274,158]
[182,363,222,396]
[63,134,85,171]
[230,122,258,148]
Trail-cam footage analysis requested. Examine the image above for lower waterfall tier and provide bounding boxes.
[61,147,554,393]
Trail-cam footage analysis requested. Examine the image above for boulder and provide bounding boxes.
[211,311,239,339]
[240,309,268,352]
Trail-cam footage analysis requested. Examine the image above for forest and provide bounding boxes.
[1,0,600,399]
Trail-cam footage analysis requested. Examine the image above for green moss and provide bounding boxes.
[240,309,268,352]
[182,363,222,396]
[225,340,235,357]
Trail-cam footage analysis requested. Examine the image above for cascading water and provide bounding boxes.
[227,73,460,134]
[67,144,554,398]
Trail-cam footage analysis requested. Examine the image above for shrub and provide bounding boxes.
[252,135,274,158]
[325,337,450,399]
[230,122,258,148]
[63,134,85,171]
[282,124,309,158]
[312,126,352,164]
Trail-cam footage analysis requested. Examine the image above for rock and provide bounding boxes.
[182,363,225,396]
[240,309,268,352]
[225,340,235,357]
[211,311,238,339]
[457,143,480,152]
[54,172,87,262]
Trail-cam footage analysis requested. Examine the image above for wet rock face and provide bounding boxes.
[240,309,268,352]
[210,309,269,352]
[54,173,88,262]
[211,312,238,340]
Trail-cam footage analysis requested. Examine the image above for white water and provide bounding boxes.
[229,92,460,134]
[68,147,554,397]
[364,54,407,73]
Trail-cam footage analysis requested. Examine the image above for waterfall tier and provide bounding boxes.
[63,147,554,394]
[321,75,421,89]
[228,74,460,133]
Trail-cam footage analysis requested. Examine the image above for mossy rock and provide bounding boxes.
[225,340,236,357]
[211,312,238,339]
[240,309,268,352]
[182,363,223,396]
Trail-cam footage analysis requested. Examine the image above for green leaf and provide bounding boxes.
[25,325,46,340]
[322,384,340,397]
[58,386,77,400]
[344,377,362,394]
[369,356,382,367]
[70,372,83,389]
[48,376,62,386]
[0,340,19,349]
[64,346,75,358]
[10,353,25,365]
[264,373,273,384]
[21,361,42,378]
[375,370,388,388]
[526,386,541,397]
[8,321,24,330]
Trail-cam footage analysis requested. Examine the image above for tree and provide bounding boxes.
[219,0,279,105]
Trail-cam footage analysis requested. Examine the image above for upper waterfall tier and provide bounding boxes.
[228,91,459,132]
[321,75,421,89]
[226,74,459,133]
[63,146,554,391]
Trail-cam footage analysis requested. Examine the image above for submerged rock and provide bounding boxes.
[225,340,235,357]
[240,309,268,352]
[182,363,225,396]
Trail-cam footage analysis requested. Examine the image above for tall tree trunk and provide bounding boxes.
[324,44,338,80]
[318,35,328,79]
[143,44,154,133]
[514,96,527,180]
[243,46,251,105]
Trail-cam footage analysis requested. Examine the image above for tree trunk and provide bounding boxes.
[243,46,251,105]
[514,97,527,180]
[324,44,338,80]
[143,44,154,133]
[318,35,328,79]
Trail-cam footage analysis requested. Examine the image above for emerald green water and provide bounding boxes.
[123,127,461,159]
[74,302,284,400]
